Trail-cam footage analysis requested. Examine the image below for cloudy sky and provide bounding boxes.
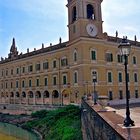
[0,0,140,58]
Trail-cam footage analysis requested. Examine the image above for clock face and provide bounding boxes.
[86,24,98,37]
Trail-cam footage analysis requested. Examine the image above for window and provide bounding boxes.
[74,71,78,84]
[73,50,77,62]
[29,80,32,87]
[117,54,123,63]
[118,72,123,83]
[61,57,68,67]
[16,81,19,88]
[53,76,57,86]
[119,90,123,99]
[53,60,57,68]
[134,73,138,83]
[91,50,96,60]
[106,53,113,62]
[6,70,8,76]
[6,82,8,89]
[44,78,48,86]
[107,72,112,83]
[22,80,25,88]
[28,65,33,72]
[63,75,67,85]
[36,79,39,87]
[72,6,77,22]
[109,91,113,100]
[132,56,137,64]
[16,68,19,74]
[10,69,13,75]
[43,61,49,70]
[22,67,25,73]
[87,4,94,19]
[135,90,139,98]
[36,63,40,71]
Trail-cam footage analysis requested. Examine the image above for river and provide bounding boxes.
[0,122,40,140]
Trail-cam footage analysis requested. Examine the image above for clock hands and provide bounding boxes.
[90,27,94,33]
[86,24,98,37]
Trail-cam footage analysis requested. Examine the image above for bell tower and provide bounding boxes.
[67,0,103,41]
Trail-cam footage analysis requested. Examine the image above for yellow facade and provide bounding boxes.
[0,0,140,105]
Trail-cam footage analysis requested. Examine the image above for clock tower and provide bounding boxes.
[67,0,103,41]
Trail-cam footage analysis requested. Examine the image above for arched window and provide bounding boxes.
[72,6,77,22]
[52,90,59,98]
[22,92,26,98]
[73,50,77,62]
[16,92,20,97]
[44,91,50,98]
[29,91,33,98]
[87,4,94,19]
[36,91,41,98]
[74,71,78,84]
[132,56,137,64]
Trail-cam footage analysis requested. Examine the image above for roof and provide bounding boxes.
[0,41,68,64]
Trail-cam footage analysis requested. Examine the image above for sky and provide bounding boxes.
[0,0,140,58]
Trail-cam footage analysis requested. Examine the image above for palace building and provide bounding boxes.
[0,0,140,105]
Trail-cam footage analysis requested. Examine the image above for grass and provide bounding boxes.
[23,105,82,140]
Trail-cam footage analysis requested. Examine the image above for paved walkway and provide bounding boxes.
[106,104,140,128]
[108,98,140,106]
[115,107,140,127]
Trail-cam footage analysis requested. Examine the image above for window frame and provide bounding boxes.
[107,71,113,83]
[91,49,97,61]
[74,71,78,84]
[106,52,113,62]
[118,72,123,83]
[73,49,78,62]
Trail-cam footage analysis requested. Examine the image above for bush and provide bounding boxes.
[25,105,82,140]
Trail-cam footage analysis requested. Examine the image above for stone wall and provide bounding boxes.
[81,99,125,140]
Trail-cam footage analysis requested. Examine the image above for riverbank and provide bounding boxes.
[0,132,21,140]
[0,105,82,140]
[0,113,42,139]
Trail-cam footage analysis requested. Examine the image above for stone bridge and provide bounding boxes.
[81,99,140,140]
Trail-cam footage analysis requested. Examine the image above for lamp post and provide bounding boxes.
[93,73,97,105]
[118,36,135,127]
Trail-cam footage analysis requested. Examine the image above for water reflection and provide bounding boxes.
[0,122,40,140]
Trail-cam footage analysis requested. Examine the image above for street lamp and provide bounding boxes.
[118,36,135,127]
[93,72,97,105]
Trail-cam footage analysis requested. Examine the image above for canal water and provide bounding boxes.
[0,122,40,140]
